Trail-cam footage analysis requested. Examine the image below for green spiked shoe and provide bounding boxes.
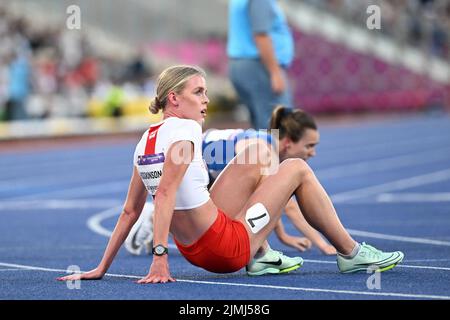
[246,248,303,276]
[337,242,404,273]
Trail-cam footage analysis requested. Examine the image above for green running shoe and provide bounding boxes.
[337,242,404,273]
[246,248,303,276]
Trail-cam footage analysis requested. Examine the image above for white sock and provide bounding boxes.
[338,242,360,259]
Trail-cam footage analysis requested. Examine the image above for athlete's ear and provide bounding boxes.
[279,136,291,151]
[167,92,179,107]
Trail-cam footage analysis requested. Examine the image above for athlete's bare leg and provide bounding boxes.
[212,155,356,259]
[209,142,273,255]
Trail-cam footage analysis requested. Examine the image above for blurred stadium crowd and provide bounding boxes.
[0,0,448,123]
[305,0,450,59]
[0,5,155,121]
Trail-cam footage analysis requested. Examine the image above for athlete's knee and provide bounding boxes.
[238,141,272,167]
[252,141,272,159]
[255,142,272,166]
[281,158,314,181]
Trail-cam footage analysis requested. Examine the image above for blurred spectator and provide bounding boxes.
[0,4,156,122]
[104,78,125,118]
[0,57,8,118]
[124,53,151,84]
[228,0,294,130]
[5,50,31,120]
[301,0,450,60]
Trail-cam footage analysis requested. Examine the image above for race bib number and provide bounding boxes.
[137,152,165,195]
[245,203,270,234]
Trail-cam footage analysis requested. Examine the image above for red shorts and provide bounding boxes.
[174,209,251,273]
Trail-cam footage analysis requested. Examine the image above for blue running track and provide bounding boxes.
[1,114,450,300]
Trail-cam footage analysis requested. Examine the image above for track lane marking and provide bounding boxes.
[0,261,449,300]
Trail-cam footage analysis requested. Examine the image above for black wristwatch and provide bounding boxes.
[152,244,169,256]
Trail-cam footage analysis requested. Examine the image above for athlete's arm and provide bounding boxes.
[137,140,194,284]
[57,166,148,282]
[254,34,285,94]
[274,218,312,252]
[284,198,336,255]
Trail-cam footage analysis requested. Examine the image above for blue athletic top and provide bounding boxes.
[202,128,275,174]
[227,0,294,67]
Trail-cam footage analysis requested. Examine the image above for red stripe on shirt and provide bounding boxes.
[144,123,163,155]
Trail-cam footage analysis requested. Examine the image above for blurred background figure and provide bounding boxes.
[0,0,447,132]
[227,0,294,130]
[5,49,31,121]
[1,14,31,121]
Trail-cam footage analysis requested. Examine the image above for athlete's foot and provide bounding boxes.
[246,248,303,276]
[337,242,404,273]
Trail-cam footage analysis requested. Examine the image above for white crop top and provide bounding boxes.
[133,117,210,210]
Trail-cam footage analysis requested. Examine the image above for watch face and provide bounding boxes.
[155,246,165,255]
[154,245,167,255]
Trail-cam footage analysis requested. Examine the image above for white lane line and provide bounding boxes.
[0,146,132,173]
[0,199,122,210]
[0,245,105,252]
[317,133,450,159]
[0,261,449,300]
[331,168,450,203]
[0,263,70,273]
[377,193,450,203]
[85,208,450,270]
[303,259,450,272]
[86,207,449,249]
[86,206,123,238]
[5,139,447,193]
[398,265,450,271]
[347,229,450,246]
[173,280,450,300]
[405,259,450,262]
[6,139,449,203]
[316,146,450,180]
[0,162,129,193]
[86,205,178,249]
[10,181,128,201]
[0,268,29,272]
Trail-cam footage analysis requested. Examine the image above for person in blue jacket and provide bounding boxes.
[227,0,295,130]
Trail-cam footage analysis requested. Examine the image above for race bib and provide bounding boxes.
[137,152,165,195]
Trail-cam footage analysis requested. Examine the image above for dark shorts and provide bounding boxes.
[174,209,251,273]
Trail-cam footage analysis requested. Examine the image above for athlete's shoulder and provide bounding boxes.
[167,118,203,136]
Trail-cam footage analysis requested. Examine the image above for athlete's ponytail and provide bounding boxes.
[149,96,163,114]
[270,105,317,142]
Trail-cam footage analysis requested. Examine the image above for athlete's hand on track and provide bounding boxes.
[137,256,175,284]
[56,268,104,281]
[279,235,312,252]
